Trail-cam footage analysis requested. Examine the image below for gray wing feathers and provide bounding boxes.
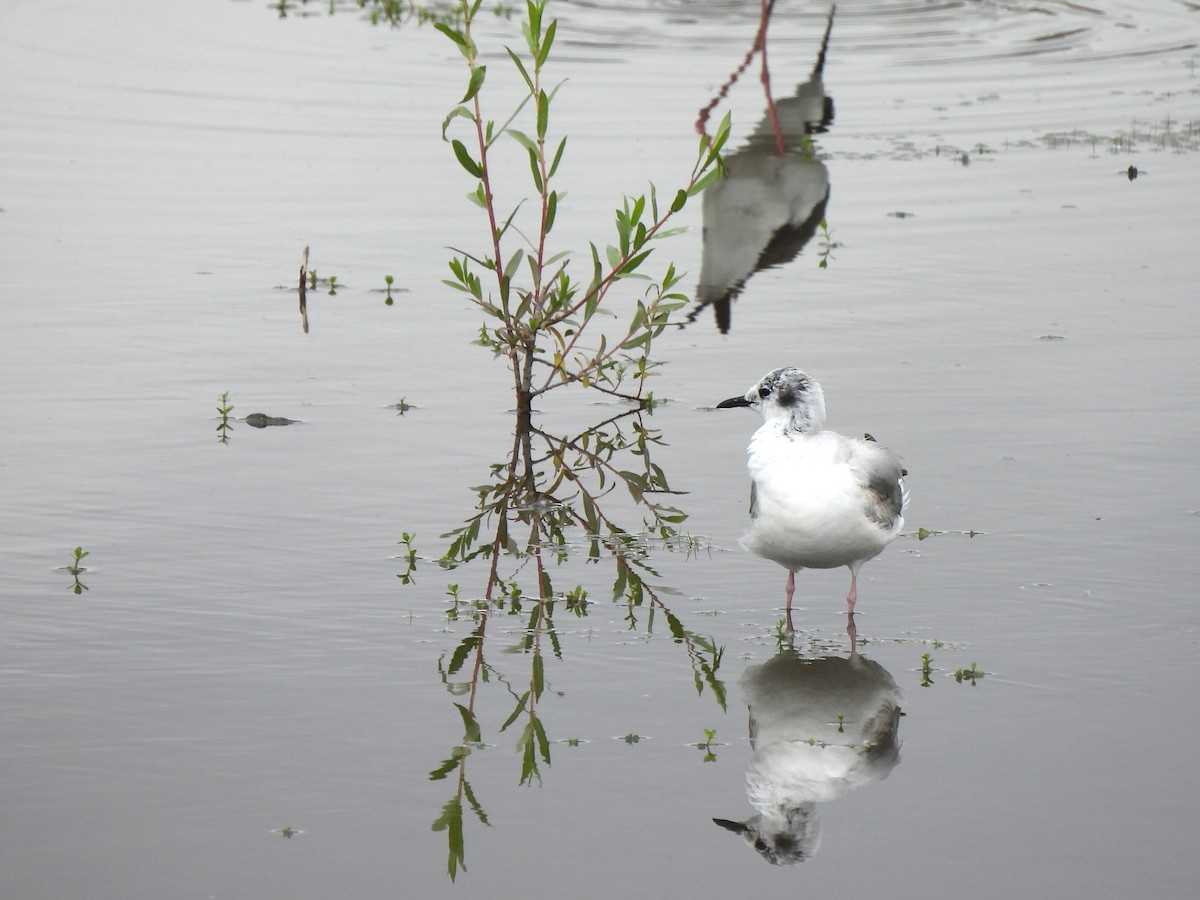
[854,443,906,528]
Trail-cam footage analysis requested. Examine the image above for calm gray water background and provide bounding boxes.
[3,1,1199,897]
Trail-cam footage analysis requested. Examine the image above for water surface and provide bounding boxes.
[2,1,1198,897]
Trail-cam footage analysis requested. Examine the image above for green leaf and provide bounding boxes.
[497,198,526,242]
[504,249,525,281]
[653,226,689,240]
[435,22,467,49]
[461,65,487,103]
[524,0,542,57]
[441,105,475,141]
[536,89,549,141]
[670,189,687,213]
[452,140,484,179]
[581,492,599,534]
[545,190,558,233]
[506,47,534,91]
[537,19,557,67]
[619,249,653,277]
[713,111,732,151]
[586,241,603,298]
[507,128,537,154]
[615,215,630,255]
[548,136,568,179]
[527,146,543,192]
[630,194,645,225]
[435,22,473,61]
[687,168,722,197]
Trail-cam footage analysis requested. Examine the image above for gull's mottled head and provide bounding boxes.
[717,367,827,433]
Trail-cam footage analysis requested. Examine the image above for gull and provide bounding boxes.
[717,367,906,624]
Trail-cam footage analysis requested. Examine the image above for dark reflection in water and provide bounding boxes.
[715,618,902,865]
[424,405,725,879]
[689,5,836,332]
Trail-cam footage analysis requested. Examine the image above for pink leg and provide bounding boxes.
[846,573,858,614]
[757,0,785,156]
[785,569,796,632]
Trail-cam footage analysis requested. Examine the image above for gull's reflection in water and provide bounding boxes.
[715,617,901,865]
[690,6,836,332]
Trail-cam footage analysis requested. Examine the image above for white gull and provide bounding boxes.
[717,367,906,624]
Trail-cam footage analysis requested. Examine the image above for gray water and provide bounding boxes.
[3,1,1199,897]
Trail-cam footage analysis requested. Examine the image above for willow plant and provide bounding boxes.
[439,0,729,416]
[422,4,730,880]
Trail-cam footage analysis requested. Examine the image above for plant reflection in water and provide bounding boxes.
[425,404,726,880]
[714,618,902,865]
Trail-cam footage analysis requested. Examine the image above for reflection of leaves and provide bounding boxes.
[455,703,482,743]
[446,631,482,677]
[463,779,489,827]
[66,546,91,595]
[438,408,687,580]
[419,404,727,740]
[954,662,985,685]
[685,632,727,712]
[431,798,465,880]
[531,650,545,699]
[516,712,552,785]
[429,746,466,782]
[659,606,726,710]
[500,691,531,731]
[430,735,492,882]
[396,532,418,584]
[417,401,727,880]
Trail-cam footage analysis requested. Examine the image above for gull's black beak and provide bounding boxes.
[713,817,750,834]
[716,395,752,409]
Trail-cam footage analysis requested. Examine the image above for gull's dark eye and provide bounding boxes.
[758,386,771,398]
